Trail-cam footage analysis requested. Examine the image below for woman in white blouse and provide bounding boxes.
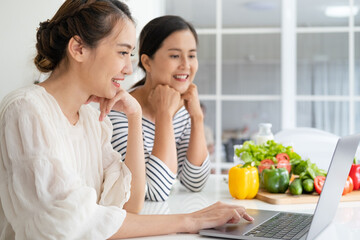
[0,0,253,239]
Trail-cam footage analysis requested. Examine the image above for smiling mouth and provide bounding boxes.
[173,74,189,80]
[112,79,122,84]
[112,78,122,88]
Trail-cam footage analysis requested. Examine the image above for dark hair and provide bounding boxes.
[132,15,198,88]
[34,0,134,73]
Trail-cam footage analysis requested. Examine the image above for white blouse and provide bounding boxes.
[0,85,131,240]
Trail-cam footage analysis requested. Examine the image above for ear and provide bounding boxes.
[140,54,152,73]
[67,35,87,62]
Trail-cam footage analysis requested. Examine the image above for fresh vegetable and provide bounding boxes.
[234,140,327,195]
[342,176,354,196]
[228,164,259,199]
[302,179,314,193]
[277,159,291,173]
[294,159,326,179]
[276,153,290,161]
[235,140,302,168]
[349,158,360,190]
[294,161,308,175]
[235,140,325,175]
[289,178,302,195]
[314,176,325,194]
[258,159,274,173]
[314,175,353,196]
[262,166,289,193]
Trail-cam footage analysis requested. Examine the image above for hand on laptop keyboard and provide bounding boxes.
[185,201,254,233]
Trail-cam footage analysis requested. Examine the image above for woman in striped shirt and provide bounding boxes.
[110,15,211,201]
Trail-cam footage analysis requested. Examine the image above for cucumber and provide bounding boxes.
[302,179,314,193]
[289,178,303,195]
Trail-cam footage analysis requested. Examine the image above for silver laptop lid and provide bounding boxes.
[306,134,360,240]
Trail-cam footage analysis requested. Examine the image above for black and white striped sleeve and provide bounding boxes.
[176,116,211,192]
[109,111,129,158]
[110,111,177,202]
[144,155,176,201]
[142,119,177,201]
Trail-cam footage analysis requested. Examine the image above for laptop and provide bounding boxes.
[199,134,360,240]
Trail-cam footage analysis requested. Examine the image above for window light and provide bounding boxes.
[325,6,359,18]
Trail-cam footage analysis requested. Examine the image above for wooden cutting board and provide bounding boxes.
[256,189,360,205]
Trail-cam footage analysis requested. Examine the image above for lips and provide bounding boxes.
[173,74,189,81]
[112,78,123,88]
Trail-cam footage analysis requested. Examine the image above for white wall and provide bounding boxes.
[122,0,164,89]
[0,0,164,101]
[0,0,63,101]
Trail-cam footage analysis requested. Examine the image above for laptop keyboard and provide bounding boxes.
[244,212,313,240]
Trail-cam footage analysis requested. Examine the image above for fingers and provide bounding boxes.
[211,202,254,222]
[241,212,255,222]
[187,202,255,233]
[85,95,100,104]
[227,209,242,224]
[181,84,196,100]
[98,91,124,121]
[149,84,182,115]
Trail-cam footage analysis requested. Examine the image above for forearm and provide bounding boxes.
[187,116,208,166]
[109,212,188,239]
[123,112,145,213]
[109,201,255,239]
[151,113,178,174]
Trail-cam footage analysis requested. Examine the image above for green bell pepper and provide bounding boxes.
[262,166,290,193]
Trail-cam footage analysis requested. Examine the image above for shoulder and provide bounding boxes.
[0,85,48,122]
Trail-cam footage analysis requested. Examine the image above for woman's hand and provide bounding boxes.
[185,201,254,234]
[109,201,253,239]
[181,83,203,120]
[148,84,182,118]
[86,88,141,121]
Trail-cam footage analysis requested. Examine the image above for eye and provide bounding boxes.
[130,53,135,57]
[189,55,197,59]
[170,55,180,59]
[119,51,129,56]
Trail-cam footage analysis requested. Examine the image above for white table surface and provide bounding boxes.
[126,174,360,240]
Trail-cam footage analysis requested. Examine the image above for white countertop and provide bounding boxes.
[127,175,360,240]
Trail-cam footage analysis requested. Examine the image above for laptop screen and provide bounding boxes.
[306,134,360,239]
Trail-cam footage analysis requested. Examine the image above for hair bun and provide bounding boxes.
[34,19,56,73]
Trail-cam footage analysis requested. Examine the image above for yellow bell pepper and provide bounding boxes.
[228,164,259,199]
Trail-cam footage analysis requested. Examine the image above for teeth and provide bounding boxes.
[174,75,188,79]
[112,79,121,84]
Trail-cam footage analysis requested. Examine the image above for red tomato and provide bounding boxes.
[258,159,274,173]
[314,176,325,194]
[276,153,290,161]
[315,176,354,195]
[342,176,354,196]
[277,159,291,173]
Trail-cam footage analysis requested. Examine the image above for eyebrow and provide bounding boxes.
[117,43,135,50]
[168,48,197,52]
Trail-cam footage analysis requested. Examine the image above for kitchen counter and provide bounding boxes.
[126,174,360,240]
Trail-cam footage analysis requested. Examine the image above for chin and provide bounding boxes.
[171,82,188,92]
[179,85,191,94]
[101,90,116,100]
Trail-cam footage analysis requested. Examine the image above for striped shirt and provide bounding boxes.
[109,106,210,201]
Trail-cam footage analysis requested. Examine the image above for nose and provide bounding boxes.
[122,55,133,75]
[179,55,190,70]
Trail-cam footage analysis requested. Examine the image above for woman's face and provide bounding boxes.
[82,19,136,99]
[146,29,198,94]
